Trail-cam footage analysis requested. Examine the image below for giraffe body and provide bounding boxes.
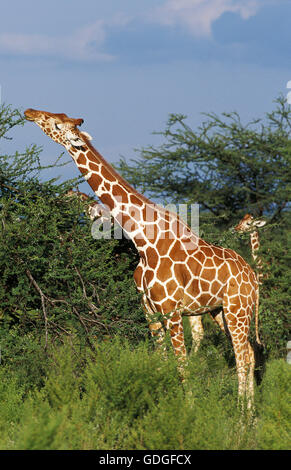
[188,214,267,353]
[24,108,260,407]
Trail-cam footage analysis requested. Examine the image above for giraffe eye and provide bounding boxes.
[55,123,63,130]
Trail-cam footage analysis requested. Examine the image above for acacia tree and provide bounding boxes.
[117,96,291,224]
[0,103,145,347]
[117,97,291,355]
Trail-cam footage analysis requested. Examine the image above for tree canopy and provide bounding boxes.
[0,103,145,347]
[117,96,291,224]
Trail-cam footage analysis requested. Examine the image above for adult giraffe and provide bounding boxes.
[24,108,260,408]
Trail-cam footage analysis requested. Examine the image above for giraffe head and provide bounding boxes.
[234,214,266,233]
[24,108,92,150]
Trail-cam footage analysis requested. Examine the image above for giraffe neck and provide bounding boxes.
[250,231,260,262]
[67,140,188,250]
[250,230,264,282]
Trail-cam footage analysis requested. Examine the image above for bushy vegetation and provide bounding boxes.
[0,105,146,346]
[0,334,290,450]
[0,184,145,345]
[0,101,290,450]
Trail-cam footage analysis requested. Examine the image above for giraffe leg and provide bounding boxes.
[210,307,256,409]
[210,308,254,408]
[233,338,255,412]
[246,342,255,408]
[142,294,166,349]
[210,309,226,334]
[222,281,256,411]
[167,310,187,379]
[223,309,255,411]
[188,316,204,353]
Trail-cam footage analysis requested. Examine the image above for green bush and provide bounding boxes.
[0,368,26,445]
[0,333,290,450]
[128,345,256,450]
[0,327,49,393]
[84,338,179,420]
[257,359,291,450]
[0,180,146,343]
[0,103,146,345]
[0,337,180,450]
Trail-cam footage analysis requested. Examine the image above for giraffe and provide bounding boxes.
[234,214,266,351]
[234,214,266,285]
[24,108,260,408]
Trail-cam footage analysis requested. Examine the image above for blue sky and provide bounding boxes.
[1,0,290,194]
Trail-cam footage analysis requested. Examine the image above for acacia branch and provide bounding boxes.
[74,265,100,316]
[25,268,49,348]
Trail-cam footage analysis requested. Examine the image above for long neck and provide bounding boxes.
[250,230,265,285]
[250,231,260,262]
[67,140,182,250]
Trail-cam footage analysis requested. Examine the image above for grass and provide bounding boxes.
[0,330,290,450]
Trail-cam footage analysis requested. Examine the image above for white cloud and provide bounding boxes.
[150,0,261,37]
[0,21,115,62]
[0,2,265,62]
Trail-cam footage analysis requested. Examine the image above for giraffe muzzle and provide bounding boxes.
[24,108,37,121]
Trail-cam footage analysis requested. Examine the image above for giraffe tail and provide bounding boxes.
[255,282,262,345]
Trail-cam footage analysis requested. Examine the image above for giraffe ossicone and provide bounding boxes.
[235,214,266,233]
[25,108,262,410]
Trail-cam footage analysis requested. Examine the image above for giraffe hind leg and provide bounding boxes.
[210,308,227,334]
[223,292,255,411]
[188,316,204,353]
[166,309,187,381]
[188,306,227,354]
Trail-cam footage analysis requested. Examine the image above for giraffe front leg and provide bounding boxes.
[167,310,187,379]
[142,294,166,350]
[134,265,167,351]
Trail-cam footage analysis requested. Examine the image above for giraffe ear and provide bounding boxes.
[66,131,86,147]
[66,130,92,147]
[253,220,266,228]
[80,131,92,141]
[74,118,84,126]
[70,137,86,147]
